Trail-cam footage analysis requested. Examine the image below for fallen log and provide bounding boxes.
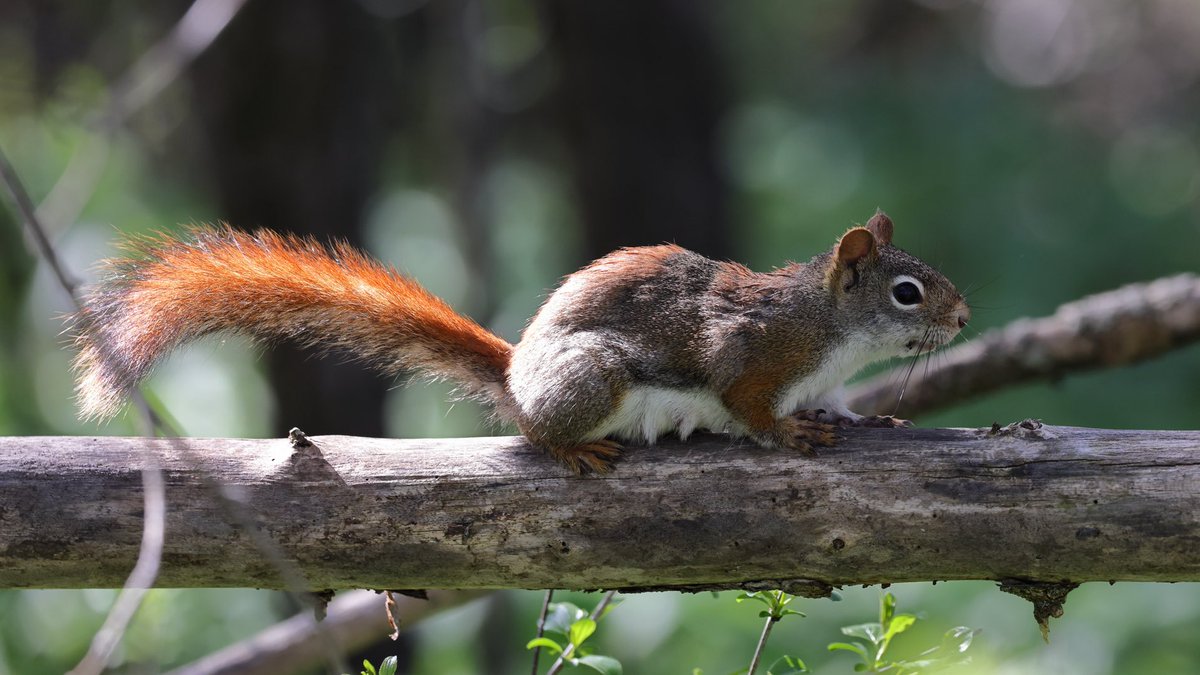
[2,422,1198,591]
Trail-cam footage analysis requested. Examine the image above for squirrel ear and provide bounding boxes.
[834,227,877,268]
[865,210,893,246]
[828,227,877,291]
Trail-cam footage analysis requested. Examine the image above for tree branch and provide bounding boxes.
[165,589,484,675]
[3,424,1199,590]
[847,274,1200,418]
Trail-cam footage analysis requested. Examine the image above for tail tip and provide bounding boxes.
[73,348,128,422]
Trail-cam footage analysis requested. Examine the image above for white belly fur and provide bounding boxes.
[590,386,734,444]
[774,338,892,418]
[588,338,891,444]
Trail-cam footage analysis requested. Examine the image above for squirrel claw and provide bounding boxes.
[846,415,912,429]
[797,410,912,428]
[549,439,623,475]
[776,417,838,456]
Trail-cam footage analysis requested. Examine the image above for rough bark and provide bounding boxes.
[3,423,1199,591]
[847,273,1200,418]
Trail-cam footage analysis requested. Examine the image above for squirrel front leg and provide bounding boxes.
[721,368,837,455]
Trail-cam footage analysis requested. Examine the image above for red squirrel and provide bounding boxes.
[73,211,968,473]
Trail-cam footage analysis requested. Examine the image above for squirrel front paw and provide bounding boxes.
[846,414,912,428]
[795,409,912,429]
[756,417,838,456]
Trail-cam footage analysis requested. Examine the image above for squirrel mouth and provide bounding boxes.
[906,336,946,353]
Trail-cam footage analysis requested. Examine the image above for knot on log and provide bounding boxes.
[982,419,1056,440]
[288,427,313,448]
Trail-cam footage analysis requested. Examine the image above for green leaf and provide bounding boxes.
[525,637,563,654]
[880,593,896,627]
[894,658,939,670]
[778,608,806,618]
[840,622,883,644]
[766,654,809,674]
[915,626,980,662]
[574,654,623,675]
[361,659,377,675]
[884,613,917,640]
[827,642,869,659]
[569,618,597,647]
[378,656,398,675]
[545,603,587,636]
[736,592,771,607]
[946,626,979,653]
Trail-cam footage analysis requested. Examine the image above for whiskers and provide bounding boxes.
[893,328,931,417]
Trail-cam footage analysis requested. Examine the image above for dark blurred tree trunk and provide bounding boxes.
[0,197,47,433]
[542,0,732,260]
[430,0,500,322]
[188,0,395,436]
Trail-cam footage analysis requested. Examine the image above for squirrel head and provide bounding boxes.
[824,211,969,357]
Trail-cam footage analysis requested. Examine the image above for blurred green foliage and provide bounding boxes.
[1,0,1199,673]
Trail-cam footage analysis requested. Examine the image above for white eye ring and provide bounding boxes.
[891,275,925,310]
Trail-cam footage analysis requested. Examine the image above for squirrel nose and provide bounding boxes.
[954,302,971,330]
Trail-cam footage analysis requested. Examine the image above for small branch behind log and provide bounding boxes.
[165,589,483,675]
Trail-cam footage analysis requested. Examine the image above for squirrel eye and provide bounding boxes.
[892,280,922,306]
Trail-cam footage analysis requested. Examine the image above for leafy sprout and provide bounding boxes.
[827,593,978,674]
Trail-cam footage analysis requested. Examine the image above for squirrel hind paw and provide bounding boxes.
[547,439,623,475]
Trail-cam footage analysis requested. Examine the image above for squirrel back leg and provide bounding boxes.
[508,335,628,473]
[542,439,623,474]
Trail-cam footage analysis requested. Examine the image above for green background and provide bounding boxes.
[1,1,1198,673]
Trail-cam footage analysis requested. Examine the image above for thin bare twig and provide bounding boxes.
[66,466,164,675]
[5,147,342,671]
[746,591,785,675]
[530,589,554,675]
[2,3,342,661]
[0,147,83,306]
[2,145,173,436]
[545,591,618,675]
[1,143,169,675]
[36,0,251,234]
[747,612,776,675]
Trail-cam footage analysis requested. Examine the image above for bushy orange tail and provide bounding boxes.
[73,226,513,419]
